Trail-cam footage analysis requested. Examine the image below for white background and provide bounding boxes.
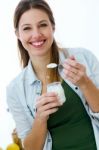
[0,0,99,149]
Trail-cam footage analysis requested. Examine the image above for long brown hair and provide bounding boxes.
[14,0,60,82]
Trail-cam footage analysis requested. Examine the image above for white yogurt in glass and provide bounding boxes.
[47,82,66,104]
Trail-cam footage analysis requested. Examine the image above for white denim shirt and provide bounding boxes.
[7,48,99,150]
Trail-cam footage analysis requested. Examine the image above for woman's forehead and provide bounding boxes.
[19,8,50,26]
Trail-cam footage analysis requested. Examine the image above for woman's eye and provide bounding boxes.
[23,27,31,30]
[40,24,48,27]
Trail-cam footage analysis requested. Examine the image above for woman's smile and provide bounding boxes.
[29,39,46,48]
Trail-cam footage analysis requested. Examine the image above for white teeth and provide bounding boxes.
[32,41,44,46]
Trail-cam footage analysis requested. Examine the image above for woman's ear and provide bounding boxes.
[15,29,20,39]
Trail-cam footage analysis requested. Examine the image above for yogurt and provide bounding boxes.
[47,82,66,104]
[47,63,57,68]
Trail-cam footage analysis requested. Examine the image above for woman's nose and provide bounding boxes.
[31,28,42,39]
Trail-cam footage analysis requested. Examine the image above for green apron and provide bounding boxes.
[48,80,96,150]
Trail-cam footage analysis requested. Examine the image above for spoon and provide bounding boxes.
[47,63,63,70]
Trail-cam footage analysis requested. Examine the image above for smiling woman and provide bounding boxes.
[6,0,99,150]
[1,0,99,149]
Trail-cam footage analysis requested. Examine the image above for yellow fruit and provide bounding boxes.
[6,143,20,150]
[0,147,3,150]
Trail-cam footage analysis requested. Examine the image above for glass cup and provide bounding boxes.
[47,82,66,104]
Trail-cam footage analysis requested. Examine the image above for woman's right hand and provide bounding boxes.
[35,92,62,123]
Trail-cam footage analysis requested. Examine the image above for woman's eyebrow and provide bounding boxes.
[21,23,31,27]
[38,20,48,24]
[21,20,48,27]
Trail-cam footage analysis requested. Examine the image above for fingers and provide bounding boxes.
[38,101,61,112]
[35,92,62,121]
[63,56,85,74]
[64,57,82,70]
[63,56,86,85]
[36,92,59,106]
[37,107,59,119]
[36,92,61,109]
[63,63,79,75]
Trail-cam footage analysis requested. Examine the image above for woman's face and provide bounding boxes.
[17,8,54,58]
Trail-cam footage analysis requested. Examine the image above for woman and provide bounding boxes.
[6,0,99,150]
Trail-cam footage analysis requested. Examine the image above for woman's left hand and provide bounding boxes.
[63,56,88,87]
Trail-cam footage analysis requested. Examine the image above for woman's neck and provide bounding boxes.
[31,55,50,83]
